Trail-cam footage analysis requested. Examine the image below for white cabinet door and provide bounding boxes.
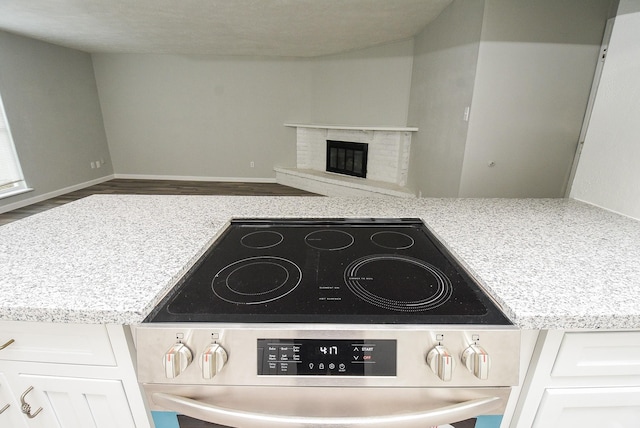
[0,372,28,428]
[533,387,640,428]
[1,323,153,428]
[11,373,137,428]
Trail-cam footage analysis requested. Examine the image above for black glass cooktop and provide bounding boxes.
[146,218,511,324]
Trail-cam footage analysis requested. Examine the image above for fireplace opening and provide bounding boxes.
[326,140,368,178]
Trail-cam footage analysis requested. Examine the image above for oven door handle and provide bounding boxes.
[151,392,502,427]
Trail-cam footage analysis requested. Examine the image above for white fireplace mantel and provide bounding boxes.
[277,123,418,198]
[284,123,419,132]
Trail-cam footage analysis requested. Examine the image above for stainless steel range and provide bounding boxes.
[136,218,520,428]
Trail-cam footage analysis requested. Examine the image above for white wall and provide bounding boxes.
[92,54,310,179]
[406,0,485,197]
[570,3,640,220]
[0,30,112,210]
[0,2,616,200]
[92,41,414,180]
[309,40,414,126]
[458,0,611,198]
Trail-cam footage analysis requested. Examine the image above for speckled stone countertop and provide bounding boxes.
[1,195,639,330]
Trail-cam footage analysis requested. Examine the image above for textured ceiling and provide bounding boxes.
[0,0,452,57]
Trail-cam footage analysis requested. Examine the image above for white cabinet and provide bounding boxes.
[0,372,28,428]
[2,370,140,428]
[0,322,152,428]
[551,331,640,378]
[0,322,116,365]
[512,330,640,427]
[534,387,640,427]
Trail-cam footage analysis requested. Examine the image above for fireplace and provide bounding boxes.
[276,124,417,197]
[326,140,368,178]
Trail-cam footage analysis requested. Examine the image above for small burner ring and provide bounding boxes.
[240,231,284,249]
[370,231,415,250]
[304,230,355,251]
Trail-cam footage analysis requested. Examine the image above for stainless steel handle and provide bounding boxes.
[152,392,501,427]
[0,403,9,414]
[20,386,43,419]
[0,339,15,350]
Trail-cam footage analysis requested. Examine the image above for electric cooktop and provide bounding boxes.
[146,218,511,325]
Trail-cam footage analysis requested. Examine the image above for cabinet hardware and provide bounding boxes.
[0,339,14,350]
[20,386,43,419]
[0,403,9,414]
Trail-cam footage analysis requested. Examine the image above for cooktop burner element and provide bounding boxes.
[344,255,453,312]
[370,231,415,249]
[240,231,284,249]
[212,256,302,305]
[146,218,511,325]
[304,229,354,251]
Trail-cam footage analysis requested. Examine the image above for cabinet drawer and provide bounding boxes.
[0,322,115,366]
[552,332,640,377]
[533,387,640,427]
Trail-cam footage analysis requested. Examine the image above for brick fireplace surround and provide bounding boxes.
[275,124,418,197]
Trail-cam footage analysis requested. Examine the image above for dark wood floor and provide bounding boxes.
[0,179,318,226]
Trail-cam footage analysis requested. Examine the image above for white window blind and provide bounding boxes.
[0,93,28,199]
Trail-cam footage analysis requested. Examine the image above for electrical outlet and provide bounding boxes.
[90,161,96,169]
[250,161,255,168]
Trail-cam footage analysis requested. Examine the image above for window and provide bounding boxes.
[0,93,29,199]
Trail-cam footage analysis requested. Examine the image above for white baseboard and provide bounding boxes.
[0,175,115,214]
[113,173,277,183]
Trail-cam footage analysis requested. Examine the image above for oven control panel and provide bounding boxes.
[257,339,396,376]
[135,326,521,387]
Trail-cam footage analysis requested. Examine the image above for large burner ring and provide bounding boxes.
[212,256,302,305]
[344,255,453,312]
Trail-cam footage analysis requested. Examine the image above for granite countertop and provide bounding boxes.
[1,195,639,330]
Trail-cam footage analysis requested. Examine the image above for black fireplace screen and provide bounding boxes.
[326,140,368,178]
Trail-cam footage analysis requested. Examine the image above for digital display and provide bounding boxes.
[318,345,338,355]
[257,339,396,376]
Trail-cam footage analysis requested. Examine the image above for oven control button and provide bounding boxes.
[426,345,455,382]
[163,343,193,378]
[200,343,228,379]
[462,344,490,380]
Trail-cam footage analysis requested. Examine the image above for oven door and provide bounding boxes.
[144,385,512,428]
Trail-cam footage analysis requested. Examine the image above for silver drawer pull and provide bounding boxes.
[0,339,15,350]
[0,403,9,414]
[152,392,501,427]
[20,386,43,419]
